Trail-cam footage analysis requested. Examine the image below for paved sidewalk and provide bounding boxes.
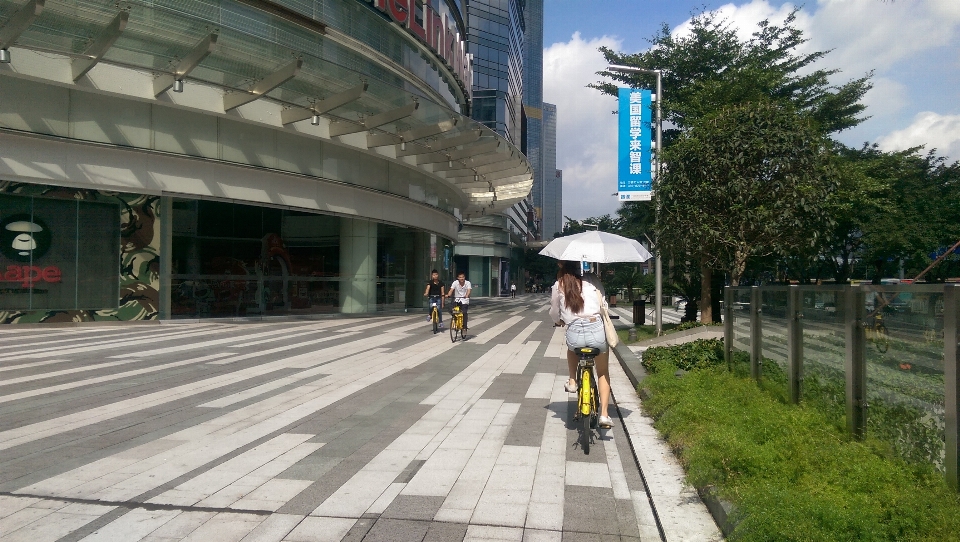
[0,297,720,542]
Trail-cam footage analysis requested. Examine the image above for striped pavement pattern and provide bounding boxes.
[0,297,716,542]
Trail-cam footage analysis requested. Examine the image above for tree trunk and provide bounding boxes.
[700,260,712,323]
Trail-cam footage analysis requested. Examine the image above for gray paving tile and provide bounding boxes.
[423,521,468,542]
[339,517,376,542]
[362,518,430,542]
[380,495,445,521]
[0,300,685,542]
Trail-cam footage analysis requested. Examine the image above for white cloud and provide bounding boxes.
[877,112,960,161]
[860,76,909,119]
[548,1,960,220]
[544,32,623,220]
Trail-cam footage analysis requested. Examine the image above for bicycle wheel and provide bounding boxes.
[579,367,593,454]
[432,308,439,334]
[450,319,459,342]
[875,323,889,353]
[582,412,592,454]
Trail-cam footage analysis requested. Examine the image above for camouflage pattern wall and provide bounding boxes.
[0,182,160,324]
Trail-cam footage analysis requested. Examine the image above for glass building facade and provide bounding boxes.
[0,0,531,323]
[522,0,545,238]
[465,0,524,143]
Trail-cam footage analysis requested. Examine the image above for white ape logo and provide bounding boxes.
[0,215,51,262]
[9,221,42,255]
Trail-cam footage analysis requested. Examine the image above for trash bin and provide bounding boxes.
[633,299,646,325]
[609,294,617,307]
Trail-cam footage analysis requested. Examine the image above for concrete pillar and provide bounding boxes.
[339,217,377,313]
[158,195,173,320]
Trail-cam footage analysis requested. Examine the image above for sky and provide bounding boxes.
[541,0,960,221]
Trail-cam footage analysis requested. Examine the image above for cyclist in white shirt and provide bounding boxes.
[446,271,472,330]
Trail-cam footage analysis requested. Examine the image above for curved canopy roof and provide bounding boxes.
[0,0,532,214]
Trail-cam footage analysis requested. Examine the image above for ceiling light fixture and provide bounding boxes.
[311,114,320,126]
[0,49,10,63]
[172,79,184,93]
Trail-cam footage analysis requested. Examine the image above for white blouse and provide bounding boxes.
[549,274,607,325]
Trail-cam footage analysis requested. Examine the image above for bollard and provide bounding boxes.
[628,328,637,342]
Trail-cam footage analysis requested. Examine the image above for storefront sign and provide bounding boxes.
[360,0,473,95]
[0,194,119,311]
[2,265,62,288]
[617,87,653,201]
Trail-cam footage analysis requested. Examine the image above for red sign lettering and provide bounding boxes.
[2,265,63,288]
[360,0,473,97]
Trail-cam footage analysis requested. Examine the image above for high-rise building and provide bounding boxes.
[456,0,535,296]
[522,0,544,238]
[547,169,563,238]
[541,102,561,238]
[466,0,524,143]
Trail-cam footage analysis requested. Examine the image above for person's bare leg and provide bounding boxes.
[596,351,611,418]
[567,349,578,390]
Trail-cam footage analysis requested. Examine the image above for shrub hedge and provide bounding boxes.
[640,339,960,541]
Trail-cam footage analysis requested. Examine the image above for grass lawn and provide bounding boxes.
[640,340,960,541]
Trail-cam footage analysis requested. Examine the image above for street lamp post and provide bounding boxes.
[607,65,663,335]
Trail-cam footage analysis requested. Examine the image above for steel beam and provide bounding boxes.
[434,151,517,172]
[787,285,803,404]
[724,286,733,370]
[280,82,367,125]
[72,11,128,81]
[844,285,867,440]
[367,117,457,148]
[417,139,500,165]
[329,102,419,137]
[750,286,762,381]
[447,164,529,183]
[154,33,218,96]
[446,157,524,177]
[399,129,482,157]
[0,0,44,50]
[224,58,302,111]
[945,284,960,490]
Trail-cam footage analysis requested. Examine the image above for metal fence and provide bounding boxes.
[724,284,960,491]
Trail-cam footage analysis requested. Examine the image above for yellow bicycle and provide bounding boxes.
[429,298,441,334]
[865,312,890,354]
[449,302,465,342]
[574,347,601,454]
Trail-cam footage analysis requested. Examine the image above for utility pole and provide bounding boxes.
[607,65,663,335]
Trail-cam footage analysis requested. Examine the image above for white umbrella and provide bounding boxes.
[538,231,653,263]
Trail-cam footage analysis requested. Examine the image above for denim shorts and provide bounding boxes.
[565,319,607,351]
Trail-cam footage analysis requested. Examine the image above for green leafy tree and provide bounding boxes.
[590,8,871,320]
[659,101,839,288]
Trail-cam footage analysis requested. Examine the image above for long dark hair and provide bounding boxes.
[557,260,583,314]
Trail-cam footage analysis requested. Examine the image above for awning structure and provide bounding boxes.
[0,0,532,214]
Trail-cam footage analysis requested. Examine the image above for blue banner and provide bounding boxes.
[617,88,653,201]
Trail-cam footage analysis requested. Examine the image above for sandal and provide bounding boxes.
[564,380,577,393]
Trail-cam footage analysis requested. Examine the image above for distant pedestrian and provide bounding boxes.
[510,282,517,298]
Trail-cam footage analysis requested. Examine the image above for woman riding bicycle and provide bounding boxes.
[423,269,445,329]
[549,260,613,429]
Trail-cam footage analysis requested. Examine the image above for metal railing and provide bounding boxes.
[724,284,960,490]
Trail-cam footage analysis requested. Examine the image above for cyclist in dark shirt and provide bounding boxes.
[423,269,445,328]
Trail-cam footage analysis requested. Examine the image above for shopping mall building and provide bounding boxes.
[0,0,532,323]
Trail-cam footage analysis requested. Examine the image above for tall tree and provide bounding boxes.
[591,8,871,320]
[658,100,838,286]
